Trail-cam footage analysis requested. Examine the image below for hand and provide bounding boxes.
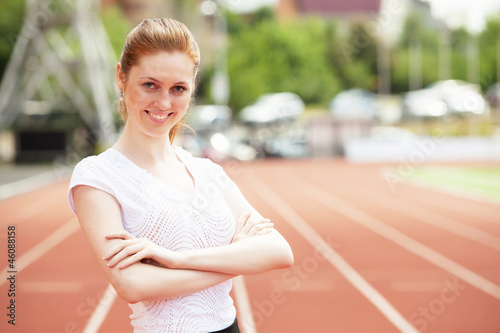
[232,211,274,243]
[103,231,180,269]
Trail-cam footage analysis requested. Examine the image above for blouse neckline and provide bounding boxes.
[106,146,197,199]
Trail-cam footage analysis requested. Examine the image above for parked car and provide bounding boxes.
[486,83,500,108]
[402,80,488,118]
[239,92,305,125]
[402,89,447,118]
[186,104,232,134]
[263,127,309,159]
[329,88,377,120]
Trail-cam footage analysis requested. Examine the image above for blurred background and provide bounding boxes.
[0,0,499,167]
[1,1,500,332]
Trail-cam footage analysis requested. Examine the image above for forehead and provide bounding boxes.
[131,51,195,82]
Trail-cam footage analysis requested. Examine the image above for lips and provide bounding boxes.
[145,110,173,121]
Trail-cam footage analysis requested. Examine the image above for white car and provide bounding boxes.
[186,105,232,133]
[403,80,487,118]
[239,92,305,125]
[329,89,377,120]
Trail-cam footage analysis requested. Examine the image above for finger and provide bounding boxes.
[234,211,251,234]
[107,243,144,267]
[105,230,135,240]
[103,239,140,261]
[103,239,138,260]
[117,252,147,269]
[256,228,274,235]
[241,217,271,235]
[248,222,274,236]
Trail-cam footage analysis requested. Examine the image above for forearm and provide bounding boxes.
[109,262,235,303]
[73,186,235,304]
[174,230,293,275]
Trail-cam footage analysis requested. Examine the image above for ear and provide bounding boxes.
[116,62,125,91]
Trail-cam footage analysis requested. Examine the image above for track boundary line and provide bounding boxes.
[82,283,117,333]
[81,254,256,333]
[283,170,500,300]
[397,183,500,226]
[0,170,62,201]
[233,275,257,333]
[322,174,500,252]
[0,217,80,287]
[245,171,419,333]
[406,179,500,207]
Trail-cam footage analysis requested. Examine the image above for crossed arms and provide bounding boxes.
[72,179,293,304]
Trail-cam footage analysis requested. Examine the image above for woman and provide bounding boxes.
[68,18,293,333]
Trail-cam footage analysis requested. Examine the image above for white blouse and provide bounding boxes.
[68,146,236,333]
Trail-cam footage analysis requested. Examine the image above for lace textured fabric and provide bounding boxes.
[68,146,236,333]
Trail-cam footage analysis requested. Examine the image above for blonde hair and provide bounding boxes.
[118,18,200,144]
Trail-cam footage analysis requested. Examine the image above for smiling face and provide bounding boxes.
[117,51,195,139]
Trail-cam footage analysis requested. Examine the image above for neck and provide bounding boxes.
[113,122,176,166]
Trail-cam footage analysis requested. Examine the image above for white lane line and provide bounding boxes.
[398,183,500,226]
[407,178,500,208]
[0,170,61,200]
[82,283,117,333]
[332,178,500,252]
[284,171,500,300]
[245,172,419,333]
[233,275,257,333]
[0,218,80,287]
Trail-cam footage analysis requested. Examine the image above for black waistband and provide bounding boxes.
[209,318,240,333]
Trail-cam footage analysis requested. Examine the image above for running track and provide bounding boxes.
[0,158,499,332]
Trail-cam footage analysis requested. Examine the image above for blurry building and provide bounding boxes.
[102,0,185,25]
[275,0,381,21]
[275,0,435,45]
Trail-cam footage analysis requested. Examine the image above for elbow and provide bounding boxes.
[279,246,294,269]
[269,234,294,270]
[285,250,294,268]
[270,243,294,270]
[120,290,142,304]
[121,286,145,304]
[110,274,146,304]
[113,281,141,304]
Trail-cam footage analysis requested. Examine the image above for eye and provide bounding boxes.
[143,82,157,90]
[172,85,187,94]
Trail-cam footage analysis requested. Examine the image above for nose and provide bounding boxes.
[155,91,171,111]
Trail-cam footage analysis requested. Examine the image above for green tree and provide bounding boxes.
[0,0,26,80]
[227,17,340,112]
[449,27,469,82]
[101,5,132,61]
[478,18,499,90]
[328,21,377,91]
[392,13,440,93]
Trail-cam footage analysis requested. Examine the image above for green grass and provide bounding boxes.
[411,166,500,201]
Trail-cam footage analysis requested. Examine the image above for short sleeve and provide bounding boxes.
[175,146,232,191]
[67,156,117,214]
[206,159,233,190]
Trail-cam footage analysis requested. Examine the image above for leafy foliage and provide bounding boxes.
[226,15,341,112]
[1,2,499,114]
[392,13,499,94]
[0,0,26,79]
[101,5,133,62]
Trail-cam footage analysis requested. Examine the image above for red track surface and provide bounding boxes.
[0,158,499,332]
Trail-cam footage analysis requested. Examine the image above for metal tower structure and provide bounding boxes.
[0,0,118,147]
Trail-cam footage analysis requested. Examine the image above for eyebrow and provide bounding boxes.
[140,76,162,84]
[140,76,190,86]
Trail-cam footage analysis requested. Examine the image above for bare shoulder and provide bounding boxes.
[73,185,123,240]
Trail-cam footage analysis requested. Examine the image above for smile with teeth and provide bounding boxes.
[146,111,172,120]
